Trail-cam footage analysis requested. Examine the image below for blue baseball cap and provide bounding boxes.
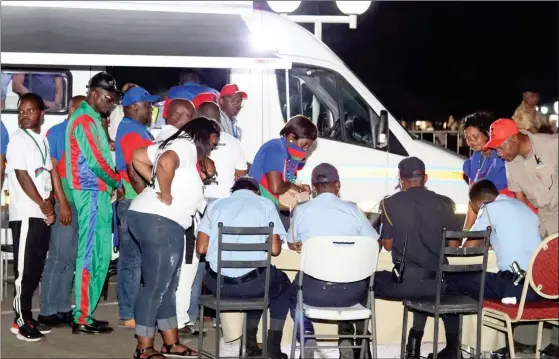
[121,87,160,107]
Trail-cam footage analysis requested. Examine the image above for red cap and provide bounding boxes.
[219,84,248,100]
[162,97,173,119]
[193,92,218,109]
[483,119,520,150]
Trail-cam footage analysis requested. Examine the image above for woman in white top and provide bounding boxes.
[129,117,220,358]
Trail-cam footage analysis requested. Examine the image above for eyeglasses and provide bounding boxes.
[95,89,120,105]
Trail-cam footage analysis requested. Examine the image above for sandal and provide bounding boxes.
[161,342,198,358]
[134,346,166,359]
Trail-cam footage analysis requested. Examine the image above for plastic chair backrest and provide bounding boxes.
[300,236,379,283]
[529,233,559,300]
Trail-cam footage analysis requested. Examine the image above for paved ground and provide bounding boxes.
[2,280,555,358]
[1,282,210,358]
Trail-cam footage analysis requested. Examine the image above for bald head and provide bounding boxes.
[167,99,195,129]
[69,95,86,116]
[196,102,221,122]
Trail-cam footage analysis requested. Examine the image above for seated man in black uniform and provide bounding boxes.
[373,157,463,359]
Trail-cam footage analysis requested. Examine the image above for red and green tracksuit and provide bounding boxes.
[65,101,121,325]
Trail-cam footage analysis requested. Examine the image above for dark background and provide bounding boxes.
[255,1,559,124]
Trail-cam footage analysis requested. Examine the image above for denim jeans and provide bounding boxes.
[128,211,184,338]
[116,199,141,320]
[187,261,206,323]
[39,202,78,316]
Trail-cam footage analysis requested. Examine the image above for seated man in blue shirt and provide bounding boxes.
[196,176,292,359]
[287,163,379,359]
[448,179,542,301]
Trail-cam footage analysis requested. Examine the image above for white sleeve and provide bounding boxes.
[44,139,53,171]
[146,144,158,164]
[6,135,28,171]
[232,138,247,171]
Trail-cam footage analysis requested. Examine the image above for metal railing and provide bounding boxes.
[409,130,470,157]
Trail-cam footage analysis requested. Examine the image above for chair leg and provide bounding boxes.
[535,321,544,359]
[505,320,516,359]
[400,305,409,359]
[215,310,221,359]
[262,308,268,359]
[299,304,305,359]
[359,318,370,359]
[290,304,298,359]
[433,313,440,359]
[458,314,463,354]
[240,312,247,359]
[197,305,204,359]
[474,311,481,359]
[370,296,377,359]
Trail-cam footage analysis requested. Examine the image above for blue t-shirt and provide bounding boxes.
[471,195,541,271]
[1,121,9,155]
[463,150,507,190]
[167,82,219,102]
[248,138,289,206]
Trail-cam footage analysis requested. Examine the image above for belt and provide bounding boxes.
[208,267,265,285]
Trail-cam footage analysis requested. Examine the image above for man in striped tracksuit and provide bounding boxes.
[65,72,123,335]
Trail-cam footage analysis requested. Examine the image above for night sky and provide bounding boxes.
[256,1,559,125]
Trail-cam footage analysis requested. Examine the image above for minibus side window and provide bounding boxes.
[1,69,72,114]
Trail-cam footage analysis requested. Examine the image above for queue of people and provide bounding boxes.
[0,69,557,359]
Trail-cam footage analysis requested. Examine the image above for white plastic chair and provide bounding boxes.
[290,236,380,359]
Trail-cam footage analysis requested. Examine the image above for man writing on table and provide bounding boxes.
[287,163,379,359]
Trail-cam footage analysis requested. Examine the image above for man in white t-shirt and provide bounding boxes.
[196,100,248,199]
[7,93,55,342]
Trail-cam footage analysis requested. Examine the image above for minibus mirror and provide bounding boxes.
[378,110,388,147]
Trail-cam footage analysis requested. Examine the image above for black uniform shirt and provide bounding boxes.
[379,187,462,272]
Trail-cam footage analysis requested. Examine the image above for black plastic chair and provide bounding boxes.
[400,226,491,359]
[197,222,274,359]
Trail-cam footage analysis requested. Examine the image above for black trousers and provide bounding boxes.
[445,271,542,302]
[374,269,459,337]
[184,224,196,264]
[10,218,51,325]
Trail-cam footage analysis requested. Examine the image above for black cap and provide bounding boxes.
[87,72,120,94]
[235,176,259,189]
[398,157,425,179]
[311,163,339,184]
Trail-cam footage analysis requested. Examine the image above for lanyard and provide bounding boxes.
[23,129,47,167]
[474,153,490,182]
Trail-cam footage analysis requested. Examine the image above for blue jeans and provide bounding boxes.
[187,261,206,323]
[39,202,78,316]
[116,199,141,320]
[128,211,184,338]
